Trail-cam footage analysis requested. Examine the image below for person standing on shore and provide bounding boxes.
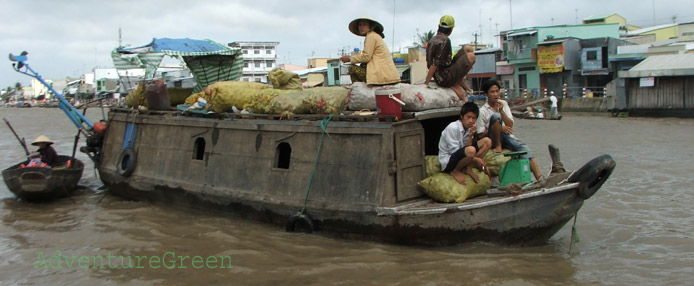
[549,91,559,119]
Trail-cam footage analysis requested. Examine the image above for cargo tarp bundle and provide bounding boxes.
[417,169,491,203]
[347,82,463,112]
[268,68,303,90]
[184,81,349,115]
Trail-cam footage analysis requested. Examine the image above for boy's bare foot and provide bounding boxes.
[450,169,467,185]
[451,85,468,102]
[462,167,479,183]
[493,145,503,153]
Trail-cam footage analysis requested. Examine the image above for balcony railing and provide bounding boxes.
[506,47,534,61]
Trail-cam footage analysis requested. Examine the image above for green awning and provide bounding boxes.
[112,38,243,92]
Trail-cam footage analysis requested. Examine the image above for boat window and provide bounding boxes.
[275,142,291,169]
[193,137,206,160]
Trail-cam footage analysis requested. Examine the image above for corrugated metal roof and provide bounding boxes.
[619,54,694,77]
[507,30,536,38]
[626,24,678,36]
[583,14,611,21]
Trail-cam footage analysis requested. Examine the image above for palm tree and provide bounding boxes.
[14,82,24,101]
[415,30,435,48]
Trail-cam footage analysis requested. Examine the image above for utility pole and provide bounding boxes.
[652,0,656,25]
[509,0,513,29]
[473,33,479,50]
[479,9,483,46]
[392,0,395,52]
[489,17,493,45]
[575,9,578,25]
[496,22,500,48]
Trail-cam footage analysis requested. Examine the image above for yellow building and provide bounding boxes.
[307,58,331,68]
[626,24,679,42]
[583,13,642,31]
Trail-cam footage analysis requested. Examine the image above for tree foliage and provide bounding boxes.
[415,30,435,48]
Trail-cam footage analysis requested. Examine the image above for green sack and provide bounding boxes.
[270,87,349,115]
[125,82,146,108]
[425,155,441,177]
[184,81,272,112]
[417,170,491,203]
[268,68,303,90]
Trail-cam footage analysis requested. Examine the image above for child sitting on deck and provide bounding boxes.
[438,102,492,185]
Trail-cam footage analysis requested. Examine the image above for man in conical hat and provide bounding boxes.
[31,134,58,167]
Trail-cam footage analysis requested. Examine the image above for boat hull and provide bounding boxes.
[97,109,597,245]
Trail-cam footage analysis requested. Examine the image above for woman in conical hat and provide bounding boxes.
[31,134,58,167]
[340,15,400,86]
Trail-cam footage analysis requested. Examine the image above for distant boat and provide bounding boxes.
[2,155,84,202]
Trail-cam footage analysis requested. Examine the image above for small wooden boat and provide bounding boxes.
[2,155,84,202]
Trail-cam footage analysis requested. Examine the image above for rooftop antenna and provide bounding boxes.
[575,9,578,25]
[118,27,122,47]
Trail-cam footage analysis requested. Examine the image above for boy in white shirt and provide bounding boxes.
[438,102,492,185]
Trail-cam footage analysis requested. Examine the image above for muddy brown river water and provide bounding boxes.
[1,108,692,285]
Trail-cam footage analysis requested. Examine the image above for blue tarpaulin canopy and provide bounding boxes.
[112,38,243,92]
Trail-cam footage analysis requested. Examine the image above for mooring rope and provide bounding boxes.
[299,114,333,214]
[568,210,580,254]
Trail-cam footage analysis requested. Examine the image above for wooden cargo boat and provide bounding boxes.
[94,107,615,245]
[2,155,84,202]
[9,45,614,245]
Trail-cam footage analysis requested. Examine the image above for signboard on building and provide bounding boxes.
[537,44,565,73]
[497,65,515,75]
[639,77,655,87]
[581,69,609,76]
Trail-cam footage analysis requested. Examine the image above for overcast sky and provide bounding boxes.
[1,0,691,89]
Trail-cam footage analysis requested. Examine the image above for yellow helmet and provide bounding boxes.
[439,15,455,28]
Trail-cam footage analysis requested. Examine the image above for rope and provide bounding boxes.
[127,110,138,148]
[299,114,333,214]
[568,210,580,254]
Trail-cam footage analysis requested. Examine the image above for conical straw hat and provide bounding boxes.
[348,15,384,36]
[31,134,53,146]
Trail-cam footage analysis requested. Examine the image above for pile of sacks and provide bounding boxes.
[125,82,194,109]
[418,150,512,203]
[347,82,464,112]
[183,81,349,116]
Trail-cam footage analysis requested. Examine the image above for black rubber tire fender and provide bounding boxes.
[285,212,315,234]
[116,147,137,177]
[568,154,616,199]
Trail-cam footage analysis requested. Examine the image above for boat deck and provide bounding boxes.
[378,172,575,216]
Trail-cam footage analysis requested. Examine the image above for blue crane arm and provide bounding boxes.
[9,52,95,133]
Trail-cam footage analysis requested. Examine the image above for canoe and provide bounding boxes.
[2,155,84,202]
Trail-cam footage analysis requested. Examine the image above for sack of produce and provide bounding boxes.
[417,170,491,203]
